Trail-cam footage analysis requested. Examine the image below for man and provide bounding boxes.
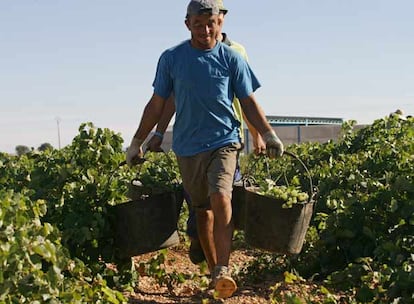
[147,1,265,156]
[145,0,266,267]
[126,0,283,298]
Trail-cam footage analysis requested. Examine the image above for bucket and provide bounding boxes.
[111,190,183,259]
[110,152,184,259]
[231,185,246,230]
[244,152,316,254]
[244,188,314,254]
[231,178,255,231]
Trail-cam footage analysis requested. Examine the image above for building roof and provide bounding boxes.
[266,115,343,126]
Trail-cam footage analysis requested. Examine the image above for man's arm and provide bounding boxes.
[157,94,176,133]
[226,39,266,154]
[147,94,176,152]
[242,112,266,155]
[239,94,284,158]
[239,94,272,135]
[126,93,166,165]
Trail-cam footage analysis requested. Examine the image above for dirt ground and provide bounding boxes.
[125,244,301,304]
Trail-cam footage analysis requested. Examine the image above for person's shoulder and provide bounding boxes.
[229,40,248,60]
[158,40,189,63]
[218,42,247,62]
[218,41,239,55]
[162,40,189,56]
[229,40,246,52]
[161,40,189,59]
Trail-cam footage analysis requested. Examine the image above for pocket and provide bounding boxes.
[221,142,243,154]
[209,75,229,98]
[230,142,243,151]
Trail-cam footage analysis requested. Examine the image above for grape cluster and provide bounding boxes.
[258,182,309,208]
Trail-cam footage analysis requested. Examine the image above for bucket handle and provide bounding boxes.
[244,151,316,201]
[282,151,315,199]
[130,149,180,188]
[104,149,178,203]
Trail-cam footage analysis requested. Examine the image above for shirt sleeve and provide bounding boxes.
[231,54,261,100]
[152,50,173,99]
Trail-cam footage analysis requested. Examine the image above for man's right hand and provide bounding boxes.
[146,135,163,152]
[253,134,266,155]
[126,137,145,166]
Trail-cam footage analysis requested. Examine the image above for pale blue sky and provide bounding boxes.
[1,0,413,153]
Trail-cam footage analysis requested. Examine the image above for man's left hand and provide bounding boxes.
[263,130,284,158]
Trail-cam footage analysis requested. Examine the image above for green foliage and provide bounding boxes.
[25,123,134,264]
[129,151,183,195]
[1,122,138,299]
[2,116,414,303]
[0,152,35,194]
[247,115,414,303]
[235,253,286,284]
[270,270,336,304]
[0,190,126,303]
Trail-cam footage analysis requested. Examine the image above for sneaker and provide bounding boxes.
[213,266,237,299]
[189,239,206,265]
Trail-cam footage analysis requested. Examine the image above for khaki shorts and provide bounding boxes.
[177,143,242,208]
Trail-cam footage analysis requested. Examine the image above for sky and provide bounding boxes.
[1,0,413,154]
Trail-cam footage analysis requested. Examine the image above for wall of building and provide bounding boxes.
[155,124,367,153]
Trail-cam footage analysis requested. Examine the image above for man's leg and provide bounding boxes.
[187,166,242,265]
[176,155,214,270]
[210,192,233,266]
[176,143,240,298]
[207,144,240,298]
[185,192,206,264]
[195,207,216,273]
[191,183,236,281]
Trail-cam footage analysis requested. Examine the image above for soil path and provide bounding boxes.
[127,246,278,303]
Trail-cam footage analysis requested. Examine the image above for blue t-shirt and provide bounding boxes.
[153,40,261,156]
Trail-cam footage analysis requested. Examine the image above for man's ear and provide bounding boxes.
[217,16,223,28]
[185,19,190,30]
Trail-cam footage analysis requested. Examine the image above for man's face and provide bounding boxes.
[186,14,222,49]
[218,12,225,31]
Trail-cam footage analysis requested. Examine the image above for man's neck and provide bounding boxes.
[190,39,217,50]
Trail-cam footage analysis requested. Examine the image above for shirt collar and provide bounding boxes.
[221,32,232,46]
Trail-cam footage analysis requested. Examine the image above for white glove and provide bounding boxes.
[126,137,144,166]
[263,130,284,158]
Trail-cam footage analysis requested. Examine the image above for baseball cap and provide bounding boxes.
[216,0,228,14]
[186,0,220,17]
